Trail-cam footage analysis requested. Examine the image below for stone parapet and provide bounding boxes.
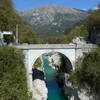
[15,44,97,50]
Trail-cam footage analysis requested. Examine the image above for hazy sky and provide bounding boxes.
[13,0,100,10]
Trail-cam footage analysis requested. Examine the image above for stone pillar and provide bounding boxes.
[76,48,83,59]
[24,50,33,92]
[74,45,83,70]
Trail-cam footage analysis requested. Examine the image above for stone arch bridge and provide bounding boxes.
[16,44,97,91]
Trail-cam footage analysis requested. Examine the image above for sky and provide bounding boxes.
[13,0,100,11]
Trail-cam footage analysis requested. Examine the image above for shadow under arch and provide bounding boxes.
[58,52,73,73]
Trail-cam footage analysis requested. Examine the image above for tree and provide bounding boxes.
[0,47,30,100]
[70,48,100,94]
[0,0,37,44]
[87,8,100,32]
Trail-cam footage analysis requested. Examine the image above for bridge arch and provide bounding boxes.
[27,49,76,74]
[31,52,74,100]
[32,51,73,72]
[26,49,75,91]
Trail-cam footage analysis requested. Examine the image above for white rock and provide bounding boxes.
[64,73,93,100]
[78,90,93,100]
[32,79,48,100]
[48,52,62,70]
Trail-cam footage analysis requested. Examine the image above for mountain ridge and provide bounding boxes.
[18,5,88,38]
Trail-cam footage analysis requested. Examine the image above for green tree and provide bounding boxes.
[0,0,37,44]
[0,47,30,100]
[87,8,100,32]
[70,48,100,94]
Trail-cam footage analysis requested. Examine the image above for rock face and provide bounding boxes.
[32,79,48,100]
[17,5,88,38]
[48,52,62,70]
[32,67,48,100]
[48,52,73,72]
[63,73,93,100]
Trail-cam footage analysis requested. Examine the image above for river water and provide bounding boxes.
[43,55,68,100]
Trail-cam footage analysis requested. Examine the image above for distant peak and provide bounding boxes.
[47,4,59,7]
[45,4,63,9]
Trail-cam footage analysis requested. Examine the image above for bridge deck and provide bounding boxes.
[15,44,97,50]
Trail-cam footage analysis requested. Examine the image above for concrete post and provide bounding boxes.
[0,32,4,44]
[16,24,18,44]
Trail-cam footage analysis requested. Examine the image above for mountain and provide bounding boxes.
[18,5,88,38]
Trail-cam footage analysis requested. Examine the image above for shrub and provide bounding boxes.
[0,47,30,100]
[34,57,42,68]
[0,0,37,44]
[70,48,100,94]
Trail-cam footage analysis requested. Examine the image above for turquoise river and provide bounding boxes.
[43,55,68,100]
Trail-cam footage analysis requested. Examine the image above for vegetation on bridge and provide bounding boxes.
[0,47,30,100]
[34,57,42,69]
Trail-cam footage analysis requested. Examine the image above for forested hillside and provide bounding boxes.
[38,4,100,44]
[0,0,37,43]
[0,0,99,44]
[87,7,100,44]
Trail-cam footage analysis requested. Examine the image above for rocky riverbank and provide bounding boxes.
[32,79,48,100]
[63,73,94,100]
[32,66,48,100]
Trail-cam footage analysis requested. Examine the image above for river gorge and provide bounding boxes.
[32,52,94,100]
